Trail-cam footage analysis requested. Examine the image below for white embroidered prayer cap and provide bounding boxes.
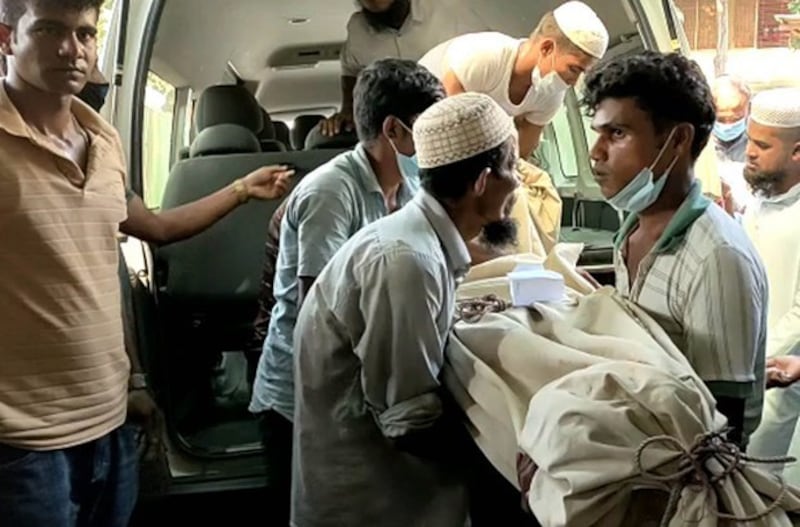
[553,1,609,59]
[413,93,516,170]
[750,87,800,129]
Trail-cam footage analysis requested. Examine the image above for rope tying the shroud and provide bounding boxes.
[636,431,795,526]
[455,294,510,323]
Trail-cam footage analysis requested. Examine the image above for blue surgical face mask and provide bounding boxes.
[387,119,419,181]
[713,118,746,143]
[606,128,679,213]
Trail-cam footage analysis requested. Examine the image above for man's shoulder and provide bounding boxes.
[691,204,756,252]
[292,150,362,198]
[359,206,443,267]
[345,10,370,36]
[353,230,445,283]
[449,31,517,52]
[687,206,765,278]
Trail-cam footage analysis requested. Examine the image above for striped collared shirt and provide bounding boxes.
[614,182,767,439]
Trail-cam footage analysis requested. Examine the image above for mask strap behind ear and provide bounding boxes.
[650,127,679,170]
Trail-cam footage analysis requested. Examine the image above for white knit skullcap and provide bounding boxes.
[553,1,609,59]
[750,87,800,128]
[413,93,516,169]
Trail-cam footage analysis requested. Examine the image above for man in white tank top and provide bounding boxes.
[419,1,608,159]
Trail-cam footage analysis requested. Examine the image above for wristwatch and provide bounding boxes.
[129,373,148,391]
[231,178,249,204]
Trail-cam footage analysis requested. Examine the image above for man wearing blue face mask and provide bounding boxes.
[712,75,754,214]
[248,58,444,524]
[583,51,767,448]
[712,75,751,164]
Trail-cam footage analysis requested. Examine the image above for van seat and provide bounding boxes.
[153,150,345,350]
[273,121,291,150]
[190,124,260,157]
[291,114,324,150]
[304,125,358,150]
[195,85,264,135]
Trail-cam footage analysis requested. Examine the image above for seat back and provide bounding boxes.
[153,150,344,348]
[189,124,260,157]
[194,84,264,135]
[273,121,291,149]
[304,124,358,150]
[259,139,287,152]
[291,114,324,150]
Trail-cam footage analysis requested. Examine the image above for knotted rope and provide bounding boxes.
[635,430,795,526]
[455,294,510,323]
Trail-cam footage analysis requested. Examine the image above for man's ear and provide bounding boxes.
[473,167,491,196]
[673,123,696,159]
[0,24,13,56]
[381,116,401,141]
[538,38,555,58]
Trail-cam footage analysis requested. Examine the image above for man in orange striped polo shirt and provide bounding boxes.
[0,1,290,525]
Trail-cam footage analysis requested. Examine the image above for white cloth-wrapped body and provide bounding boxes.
[445,246,800,526]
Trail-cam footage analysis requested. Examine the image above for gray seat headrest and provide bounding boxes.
[304,124,358,150]
[273,121,291,149]
[257,108,276,140]
[292,114,324,150]
[190,124,260,157]
[195,85,264,134]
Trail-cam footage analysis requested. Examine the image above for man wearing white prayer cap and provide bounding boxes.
[742,87,800,472]
[419,0,609,158]
[290,93,520,527]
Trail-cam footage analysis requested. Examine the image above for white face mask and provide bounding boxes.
[531,47,569,101]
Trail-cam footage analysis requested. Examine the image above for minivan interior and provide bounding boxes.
[106,0,688,497]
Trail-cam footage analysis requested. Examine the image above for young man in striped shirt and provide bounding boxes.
[582,51,768,447]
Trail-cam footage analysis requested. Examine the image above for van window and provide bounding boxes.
[551,105,578,179]
[97,0,116,63]
[531,105,577,188]
[142,72,176,207]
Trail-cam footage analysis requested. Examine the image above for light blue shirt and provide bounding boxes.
[249,145,419,419]
[291,191,472,526]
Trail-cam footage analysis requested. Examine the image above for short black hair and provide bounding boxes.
[1,0,104,28]
[581,51,715,159]
[420,138,516,201]
[353,58,444,142]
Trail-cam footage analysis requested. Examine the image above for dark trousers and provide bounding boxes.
[465,442,541,527]
[0,424,138,527]
[259,410,293,527]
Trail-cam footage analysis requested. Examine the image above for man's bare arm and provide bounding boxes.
[441,69,467,96]
[517,119,545,160]
[321,76,358,136]
[120,165,292,246]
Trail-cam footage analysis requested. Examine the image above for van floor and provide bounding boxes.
[183,418,262,454]
[131,488,279,526]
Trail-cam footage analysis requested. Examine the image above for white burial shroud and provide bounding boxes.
[444,244,800,526]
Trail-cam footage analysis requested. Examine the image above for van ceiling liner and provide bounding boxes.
[268,43,343,68]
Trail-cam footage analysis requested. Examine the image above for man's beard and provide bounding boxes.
[479,218,519,249]
[744,167,787,197]
[362,0,410,31]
